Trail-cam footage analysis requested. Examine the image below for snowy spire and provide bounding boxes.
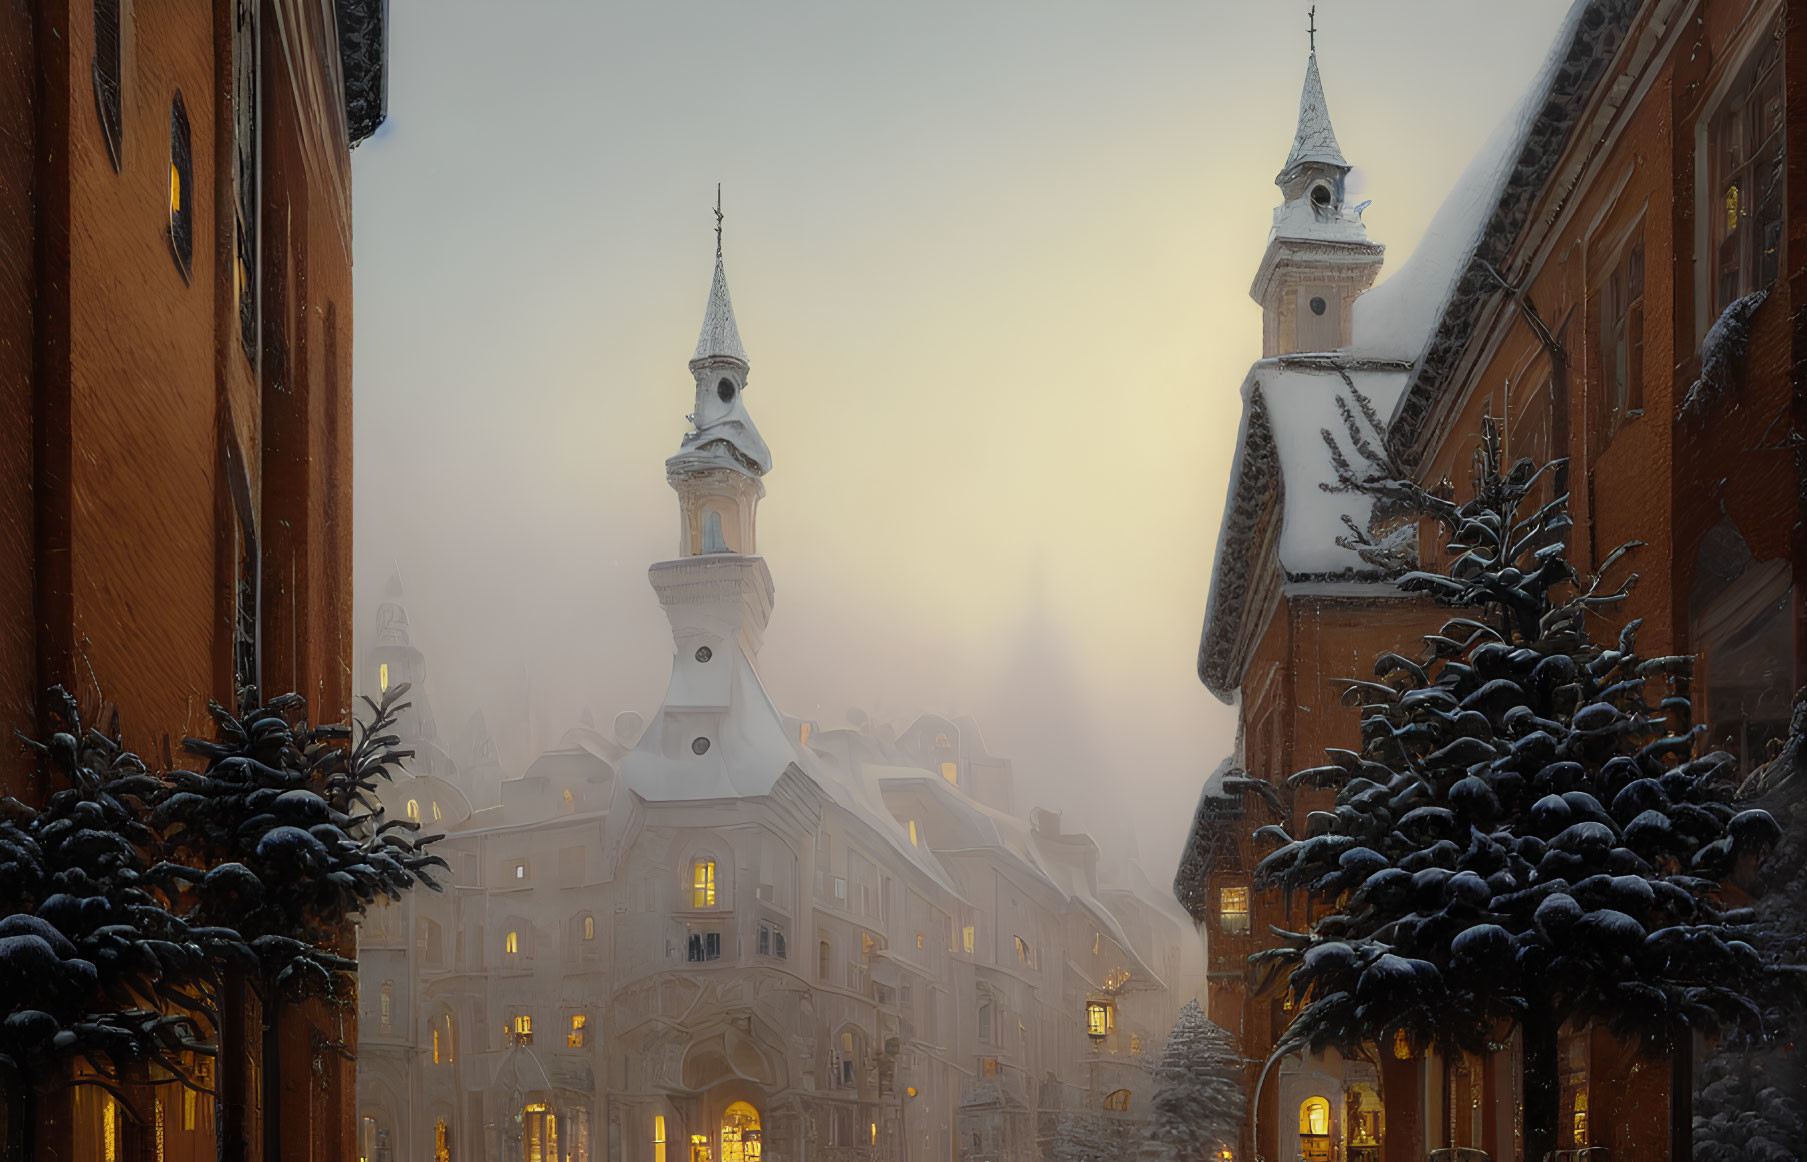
[1278,52,1349,184]
[694,186,747,364]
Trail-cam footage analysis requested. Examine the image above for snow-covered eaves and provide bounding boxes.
[1384,0,1641,460]
[1171,757,1243,919]
[1197,356,1411,700]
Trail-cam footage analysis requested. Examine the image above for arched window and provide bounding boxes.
[653,1116,667,1162]
[1299,1097,1331,1162]
[445,1011,455,1062]
[1085,1001,1113,1037]
[406,799,420,822]
[1102,1090,1131,1113]
[505,931,519,956]
[379,662,390,692]
[432,1025,441,1063]
[701,509,728,554]
[721,1102,761,1162]
[582,914,595,941]
[432,800,443,821]
[692,859,717,908]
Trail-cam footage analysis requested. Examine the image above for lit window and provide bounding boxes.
[691,1134,712,1162]
[433,1027,441,1063]
[379,662,390,692]
[583,915,595,941]
[1014,936,1033,967]
[524,1104,557,1162]
[722,1102,761,1162]
[1102,1090,1131,1112]
[801,722,812,746]
[102,1094,119,1162]
[568,1013,587,1048]
[183,1088,196,1131]
[654,1116,667,1162]
[908,820,919,846]
[432,800,442,821]
[515,862,527,880]
[435,1119,451,1162]
[1392,1030,1412,1060]
[562,788,575,813]
[1130,1033,1142,1054]
[506,931,519,956]
[168,93,193,279]
[870,1124,877,1147]
[1573,1091,1589,1147]
[154,1097,165,1162]
[981,1057,998,1077]
[962,925,975,955]
[1085,1001,1113,1038]
[1300,1097,1330,1138]
[1601,233,1646,422]
[916,931,924,950]
[1708,25,1784,313]
[940,762,957,785]
[406,799,420,822]
[1219,886,1251,934]
[512,1014,533,1045]
[693,859,717,908]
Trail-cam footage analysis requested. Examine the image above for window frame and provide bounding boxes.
[1697,14,1786,334]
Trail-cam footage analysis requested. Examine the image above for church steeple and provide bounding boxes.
[1250,25,1384,356]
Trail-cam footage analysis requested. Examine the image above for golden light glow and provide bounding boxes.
[1573,1090,1588,1146]
[1392,1030,1412,1060]
[800,722,811,746]
[940,762,958,785]
[102,1096,119,1162]
[435,1119,450,1162]
[1300,1097,1330,1137]
[379,662,389,691]
[506,931,519,955]
[691,1133,712,1162]
[406,799,420,821]
[183,1087,196,1131]
[905,1087,918,1098]
[962,925,975,954]
[154,1098,166,1162]
[569,1013,587,1048]
[722,1102,761,1162]
[432,800,443,821]
[1102,1090,1131,1112]
[693,859,717,907]
[1725,183,1741,232]
[433,1027,441,1063]
[583,915,595,940]
[513,1013,533,1043]
[655,1115,668,1162]
[1085,1000,1113,1037]
[1219,885,1251,933]
[169,164,181,216]
[908,819,918,846]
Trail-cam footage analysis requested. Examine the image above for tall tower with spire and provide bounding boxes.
[1251,23,1384,356]
[620,200,800,801]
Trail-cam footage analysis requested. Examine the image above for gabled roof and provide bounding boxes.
[1277,53,1348,181]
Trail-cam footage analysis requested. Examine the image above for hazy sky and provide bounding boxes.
[351,0,1575,880]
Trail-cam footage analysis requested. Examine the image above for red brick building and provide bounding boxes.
[0,0,384,1157]
[1176,1,1804,1159]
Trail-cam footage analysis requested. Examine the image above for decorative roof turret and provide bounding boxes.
[694,241,747,365]
[673,187,771,478]
[1277,51,1349,185]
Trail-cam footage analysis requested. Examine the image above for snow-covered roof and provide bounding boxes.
[1171,756,1242,918]
[693,251,746,364]
[1197,356,1412,698]
[1278,53,1348,181]
[1385,0,1641,456]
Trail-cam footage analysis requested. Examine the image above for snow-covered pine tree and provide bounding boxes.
[1253,410,1783,1158]
[152,683,447,999]
[0,687,245,1155]
[1053,1108,1129,1162]
[1142,999,1244,1162]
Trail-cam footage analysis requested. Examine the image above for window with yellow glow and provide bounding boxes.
[523,1105,557,1162]
[433,1027,441,1063]
[1300,1097,1330,1136]
[379,662,390,691]
[434,1118,450,1162]
[562,788,575,813]
[183,1087,196,1130]
[1572,1091,1588,1146]
[1085,1001,1113,1037]
[1014,935,1033,967]
[916,931,924,950]
[406,799,420,822]
[869,1124,877,1147]
[506,931,519,956]
[690,1133,712,1162]
[583,915,595,941]
[692,859,717,908]
[722,1102,761,1162]
[800,723,811,746]
[1218,886,1251,934]
[102,1094,120,1162]
[1102,1090,1131,1112]
[154,1097,165,1162]
[432,800,443,821]
[654,1116,667,1162]
[1129,1033,1142,1054]
[1392,1030,1412,1060]
[512,1013,533,1044]
[568,1013,587,1048]
[908,820,919,846]
[962,925,975,954]
[940,762,958,785]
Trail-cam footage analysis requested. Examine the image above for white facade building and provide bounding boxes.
[356,235,1200,1162]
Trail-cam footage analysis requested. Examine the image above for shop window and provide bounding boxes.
[1085,1001,1113,1038]
[691,1134,712,1162]
[1709,24,1784,313]
[92,0,123,170]
[1218,886,1251,934]
[692,859,717,908]
[168,93,193,280]
[523,1104,557,1162]
[1102,1090,1131,1112]
[1601,233,1645,423]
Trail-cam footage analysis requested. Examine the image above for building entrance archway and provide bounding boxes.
[721,1102,761,1162]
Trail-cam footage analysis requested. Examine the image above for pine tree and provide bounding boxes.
[1254,410,1783,1158]
[1142,1000,1244,1162]
[1053,1109,1127,1162]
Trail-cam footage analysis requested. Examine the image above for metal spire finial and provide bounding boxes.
[1308,6,1316,53]
[714,183,723,259]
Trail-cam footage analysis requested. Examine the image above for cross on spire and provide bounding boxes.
[714,183,724,259]
[1308,5,1316,54]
